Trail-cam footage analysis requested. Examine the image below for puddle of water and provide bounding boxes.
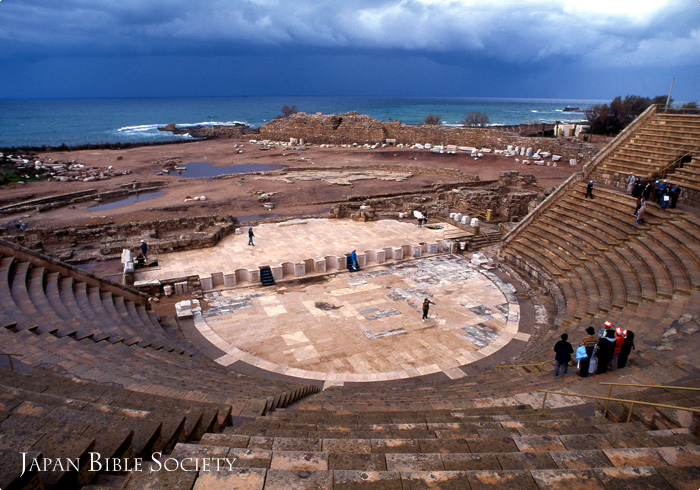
[89,191,164,211]
[157,162,284,179]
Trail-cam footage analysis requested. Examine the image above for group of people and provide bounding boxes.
[626,173,681,224]
[553,320,635,377]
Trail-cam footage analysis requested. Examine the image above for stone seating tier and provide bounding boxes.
[104,402,700,490]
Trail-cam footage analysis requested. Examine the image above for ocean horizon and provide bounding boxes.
[0,96,603,148]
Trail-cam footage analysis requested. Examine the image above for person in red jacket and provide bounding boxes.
[610,327,626,370]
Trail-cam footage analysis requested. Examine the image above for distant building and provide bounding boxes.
[554,122,590,138]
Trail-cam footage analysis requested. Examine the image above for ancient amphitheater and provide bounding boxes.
[1,105,700,489]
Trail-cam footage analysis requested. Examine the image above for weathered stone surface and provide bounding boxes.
[199,433,250,448]
[264,469,333,490]
[272,437,322,452]
[269,451,329,471]
[466,469,539,490]
[594,467,674,490]
[602,448,668,467]
[400,470,470,490]
[496,451,558,470]
[192,467,266,490]
[323,438,372,454]
[385,453,444,472]
[226,448,272,468]
[329,453,387,471]
[655,466,700,490]
[530,469,605,490]
[333,470,402,490]
[441,452,502,470]
[548,449,613,469]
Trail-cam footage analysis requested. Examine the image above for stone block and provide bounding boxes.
[314,260,326,273]
[282,262,295,277]
[325,256,340,269]
[193,468,266,490]
[200,276,213,291]
[211,272,224,287]
[356,253,366,267]
[174,281,188,295]
[411,245,422,258]
[303,259,315,273]
[235,269,250,283]
[392,247,403,260]
[271,266,283,280]
[364,250,376,262]
[249,269,260,283]
[294,262,306,277]
[375,250,386,263]
[428,243,439,254]
[224,274,236,287]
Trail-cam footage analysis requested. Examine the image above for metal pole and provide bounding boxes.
[604,384,614,418]
[626,403,636,423]
[541,392,547,409]
[8,355,14,371]
[665,78,675,112]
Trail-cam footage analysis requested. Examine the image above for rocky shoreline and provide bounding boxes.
[158,122,260,139]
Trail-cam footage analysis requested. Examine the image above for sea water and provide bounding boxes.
[0,96,602,148]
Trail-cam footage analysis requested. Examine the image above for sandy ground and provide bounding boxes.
[1,137,587,229]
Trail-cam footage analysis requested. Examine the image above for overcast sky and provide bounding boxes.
[1,0,698,100]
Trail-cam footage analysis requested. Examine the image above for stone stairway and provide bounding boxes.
[594,112,700,182]
[95,403,700,489]
[502,182,700,341]
[259,265,276,286]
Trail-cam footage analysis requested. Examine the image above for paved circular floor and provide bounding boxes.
[195,254,526,383]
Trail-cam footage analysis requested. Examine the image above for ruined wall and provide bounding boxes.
[260,112,599,161]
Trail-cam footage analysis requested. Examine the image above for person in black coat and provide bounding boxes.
[596,329,617,375]
[553,333,574,376]
[618,331,635,368]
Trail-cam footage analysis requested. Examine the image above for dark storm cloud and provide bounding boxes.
[0,1,698,99]
[2,0,698,66]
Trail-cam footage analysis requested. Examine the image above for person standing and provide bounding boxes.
[248,227,255,246]
[626,173,635,195]
[422,298,435,321]
[636,198,646,225]
[596,329,617,375]
[553,333,574,377]
[585,180,594,199]
[670,185,681,208]
[140,240,148,259]
[618,331,635,368]
[610,327,626,370]
[578,327,598,377]
[643,180,653,201]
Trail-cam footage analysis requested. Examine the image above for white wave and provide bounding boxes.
[174,120,248,128]
[116,124,163,133]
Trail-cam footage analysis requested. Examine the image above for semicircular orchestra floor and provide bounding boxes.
[195,254,525,384]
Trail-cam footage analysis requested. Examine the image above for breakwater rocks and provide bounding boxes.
[260,112,598,161]
[158,123,260,139]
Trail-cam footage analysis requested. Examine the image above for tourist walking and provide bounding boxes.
[422,298,435,321]
[585,180,594,199]
[577,327,598,377]
[618,331,635,368]
[140,240,148,259]
[248,227,255,246]
[553,333,574,377]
